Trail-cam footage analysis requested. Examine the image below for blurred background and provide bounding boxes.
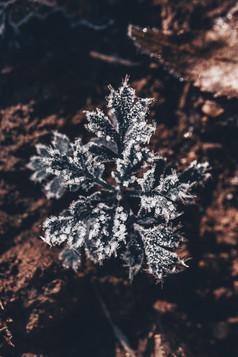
[0,1,237,356]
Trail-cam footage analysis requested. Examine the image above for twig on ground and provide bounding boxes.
[90,51,142,67]
[92,280,136,357]
[178,81,191,109]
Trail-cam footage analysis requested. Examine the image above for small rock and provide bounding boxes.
[212,321,229,340]
[201,100,224,117]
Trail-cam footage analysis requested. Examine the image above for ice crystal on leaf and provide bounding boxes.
[28,77,210,282]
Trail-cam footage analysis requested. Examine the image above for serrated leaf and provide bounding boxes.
[52,131,72,155]
[114,145,154,186]
[89,143,118,162]
[124,121,155,147]
[30,167,50,182]
[107,76,136,126]
[85,204,128,263]
[107,77,154,145]
[134,223,184,250]
[42,213,87,253]
[85,108,119,143]
[44,176,67,199]
[135,223,187,281]
[59,247,82,272]
[139,193,180,222]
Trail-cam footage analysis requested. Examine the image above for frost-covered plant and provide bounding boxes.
[28,77,209,282]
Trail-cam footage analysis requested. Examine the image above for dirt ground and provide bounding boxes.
[0,1,237,356]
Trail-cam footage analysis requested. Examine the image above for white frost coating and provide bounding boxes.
[124,121,156,146]
[28,78,209,280]
[42,216,69,246]
[52,131,71,155]
[140,195,180,222]
[135,221,188,281]
[85,204,128,263]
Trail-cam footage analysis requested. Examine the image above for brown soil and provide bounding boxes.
[0,1,237,356]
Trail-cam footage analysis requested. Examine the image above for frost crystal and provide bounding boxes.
[28,77,210,282]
